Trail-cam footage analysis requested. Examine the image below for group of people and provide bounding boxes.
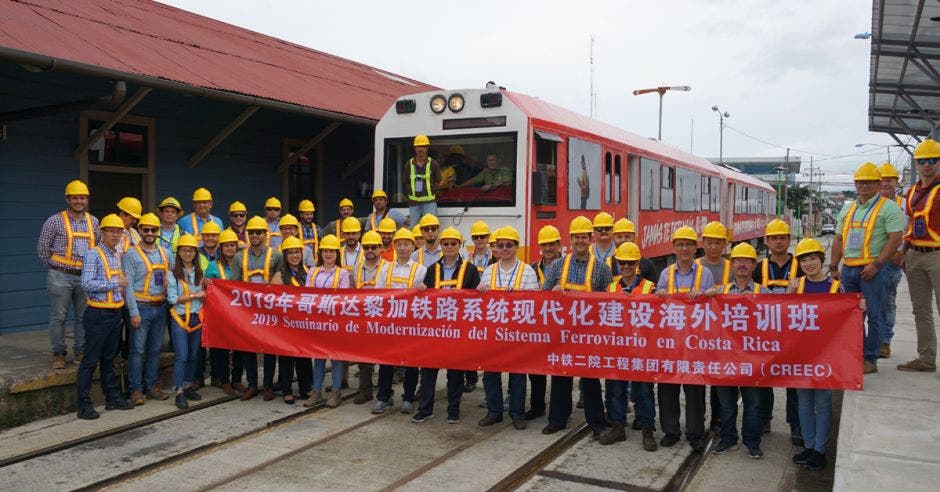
[35,137,940,473]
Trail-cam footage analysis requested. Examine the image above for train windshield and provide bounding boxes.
[382,132,517,208]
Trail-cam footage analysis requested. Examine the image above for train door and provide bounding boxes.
[530,130,564,261]
[602,151,627,217]
[628,154,639,221]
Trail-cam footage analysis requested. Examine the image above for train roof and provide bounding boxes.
[715,165,776,191]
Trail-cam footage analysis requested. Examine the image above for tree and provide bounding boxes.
[786,185,814,213]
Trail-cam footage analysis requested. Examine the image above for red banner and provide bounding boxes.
[202,280,864,390]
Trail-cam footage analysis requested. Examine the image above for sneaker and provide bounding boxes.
[747,446,764,459]
[478,415,503,426]
[147,387,169,400]
[130,390,145,406]
[372,399,392,414]
[660,434,680,447]
[879,343,891,359]
[447,415,461,424]
[400,400,414,414]
[183,387,202,401]
[175,393,188,410]
[792,448,814,465]
[897,359,937,372]
[713,441,739,454]
[863,360,878,374]
[77,406,99,420]
[304,390,324,407]
[105,398,134,411]
[326,390,342,408]
[412,411,433,423]
[805,450,827,470]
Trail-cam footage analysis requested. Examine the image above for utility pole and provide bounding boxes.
[589,35,596,118]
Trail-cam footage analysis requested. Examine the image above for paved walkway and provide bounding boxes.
[834,270,940,491]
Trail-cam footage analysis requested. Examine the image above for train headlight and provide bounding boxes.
[430,94,446,114]
[448,93,465,112]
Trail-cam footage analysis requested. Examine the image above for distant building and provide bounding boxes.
[706,157,802,188]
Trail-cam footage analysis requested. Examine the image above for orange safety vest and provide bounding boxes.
[666,263,703,294]
[354,259,386,288]
[489,259,525,291]
[132,245,169,302]
[905,181,940,248]
[895,196,904,208]
[51,211,96,269]
[722,282,762,294]
[795,277,841,294]
[169,277,202,333]
[760,257,798,288]
[697,258,731,285]
[608,276,655,293]
[310,266,343,288]
[841,196,888,266]
[241,248,273,283]
[385,262,420,288]
[434,261,469,289]
[559,254,596,291]
[86,247,124,308]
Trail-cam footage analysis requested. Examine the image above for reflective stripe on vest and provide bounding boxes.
[841,196,888,266]
[386,262,420,288]
[341,245,364,271]
[133,245,169,302]
[906,181,940,248]
[666,263,703,294]
[609,276,654,293]
[697,258,731,285]
[242,248,273,283]
[355,259,385,288]
[435,262,469,289]
[760,258,798,287]
[796,277,841,294]
[489,259,524,291]
[559,254,596,291]
[158,224,181,254]
[289,265,308,287]
[51,211,96,269]
[87,247,124,308]
[310,266,342,288]
[722,282,761,294]
[169,278,202,333]
[303,224,319,253]
[408,159,435,202]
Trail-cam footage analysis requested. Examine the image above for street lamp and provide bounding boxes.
[633,85,691,141]
[711,105,730,165]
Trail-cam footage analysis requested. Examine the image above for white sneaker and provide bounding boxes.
[400,400,414,413]
[372,398,393,414]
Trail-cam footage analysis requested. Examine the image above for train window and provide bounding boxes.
[639,157,660,210]
[701,176,710,211]
[382,132,518,209]
[614,155,622,204]
[604,152,612,204]
[675,168,700,212]
[534,134,558,206]
[568,137,602,210]
[660,166,675,209]
[734,185,744,214]
[710,177,721,211]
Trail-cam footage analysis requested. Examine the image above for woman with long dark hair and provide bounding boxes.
[167,234,205,409]
[271,236,313,404]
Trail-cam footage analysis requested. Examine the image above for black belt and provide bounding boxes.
[50,265,81,275]
[910,245,940,253]
[135,300,165,306]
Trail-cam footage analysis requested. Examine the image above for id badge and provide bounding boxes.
[846,228,864,250]
[414,179,425,194]
[913,216,927,239]
[153,270,165,286]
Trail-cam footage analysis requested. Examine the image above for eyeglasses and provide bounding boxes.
[441,241,460,247]
[594,227,612,233]
[265,207,281,211]
[916,158,938,166]
[247,230,267,236]
[362,245,380,251]
[140,227,159,234]
[494,242,516,249]
[618,260,638,267]
[230,213,246,218]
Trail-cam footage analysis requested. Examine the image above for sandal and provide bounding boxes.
[283,394,295,405]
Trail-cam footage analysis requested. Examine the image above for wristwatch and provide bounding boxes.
[828,264,839,272]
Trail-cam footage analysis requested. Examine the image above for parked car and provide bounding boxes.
[820,223,836,235]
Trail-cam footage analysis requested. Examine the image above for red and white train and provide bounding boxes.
[374,85,775,265]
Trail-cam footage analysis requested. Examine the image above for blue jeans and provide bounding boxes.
[717,386,762,449]
[76,307,123,408]
[408,201,437,223]
[170,314,202,390]
[841,264,890,362]
[881,262,903,345]
[47,269,86,354]
[483,371,526,420]
[797,388,832,453]
[631,382,656,429]
[313,359,345,391]
[605,379,629,424]
[128,304,166,392]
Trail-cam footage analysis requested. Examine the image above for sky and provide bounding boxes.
[161,0,903,190]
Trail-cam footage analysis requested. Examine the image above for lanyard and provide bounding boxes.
[848,197,881,226]
[498,260,519,288]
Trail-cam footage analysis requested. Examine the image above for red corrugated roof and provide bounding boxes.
[0,0,438,120]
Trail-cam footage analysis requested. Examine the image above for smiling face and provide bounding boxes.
[284,248,303,268]
[247,229,266,247]
[798,252,824,277]
[193,200,212,216]
[178,246,197,265]
[441,238,461,260]
[673,239,697,262]
[394,239,415,261]
[494,240,518,261]
[570,233,592,256]
[66,194,88,214]
[732,257,756,278]
[160,207,179,224]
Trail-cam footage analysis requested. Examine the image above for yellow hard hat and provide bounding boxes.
[569,216,594,235]
[914,138,940,160]
[878,162,900,179]
[439,226,463,242]
[494,226,521,243]
[538,225,562,244]
[672,226,698,243]
[201,221,222,235]
[613,218,635,234]
[795,238,826,258]
[854,162,881,181]
[264,197,282,209]
[614,242,642,262]
[65,179,90,196]
[729,242,758,260]
[413,134,430,147]
[361,230,383,246]
[298,199,315,213]
[192,188,212,202]
[470,220,490,237]
[229,201,247,214]
[592,212,615,228]
[371,189,388,200]
[117,197,142,219]
[137,213,160,229]
[342,216,362,233]
[278,213,300,229]
[99,213,124,230]
[318,234,341,250]
[394,227,416,244]
[177,234,199,249]
[339,198,354,210]
[702,221,728,240]
[158,196,183,212]
[279,236,304,252]
[377,217,397,233]
[764,219,791,237]
[218,229,239,244]
[246,216,268,231]
[412,225,423,238]
[418,213,440,228]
